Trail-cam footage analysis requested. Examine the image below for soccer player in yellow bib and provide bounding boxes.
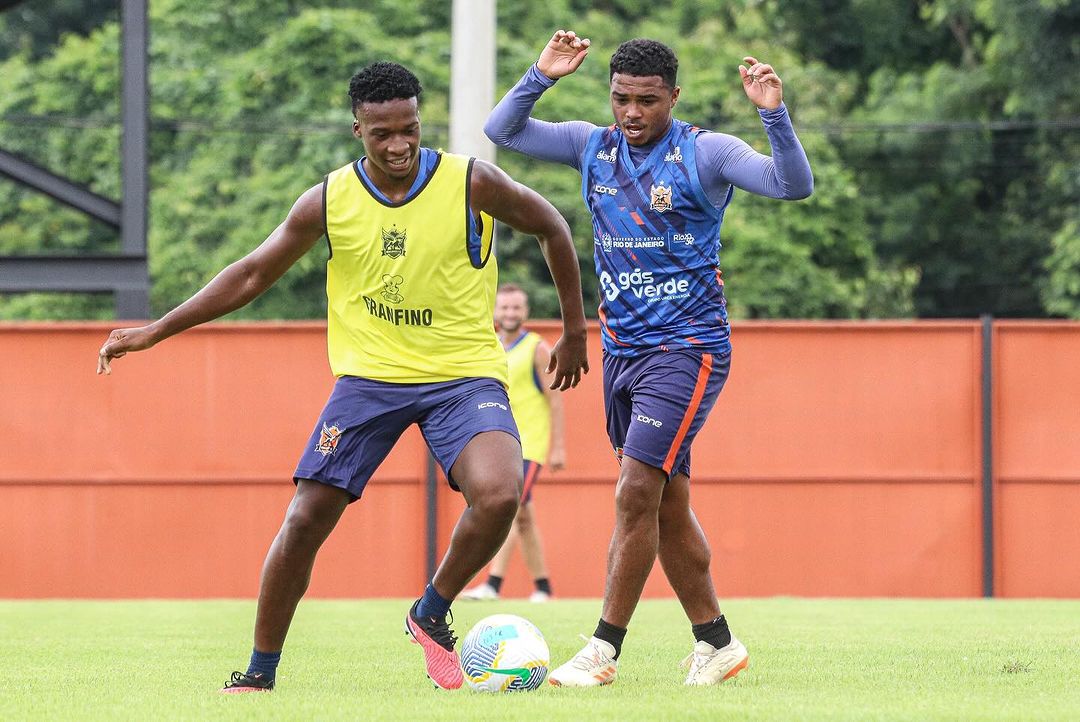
[461,283,566,603]
[96,62,589,692]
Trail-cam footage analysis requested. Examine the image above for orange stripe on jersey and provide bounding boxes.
[630,211,644,225]
[598,306,631,347]
[662,353,713,473]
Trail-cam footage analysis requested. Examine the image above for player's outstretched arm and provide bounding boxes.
[536,29,591,80]
[96,184,325,375]
[469,160,588,390]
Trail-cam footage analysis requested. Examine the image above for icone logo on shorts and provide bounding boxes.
[478,401,508,411]
[598,268,691,303]
[636,414,663,428]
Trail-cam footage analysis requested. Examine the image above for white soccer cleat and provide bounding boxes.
[459,583,499,601]
[681,636,749,686]
[529,590,551,603]
[548,636,618,687]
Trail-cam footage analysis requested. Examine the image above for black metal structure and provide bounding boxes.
[0,0,149,319]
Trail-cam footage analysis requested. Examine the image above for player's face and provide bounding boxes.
[353,97,422,182]
[494,291,529,334]
[609,73,679,146]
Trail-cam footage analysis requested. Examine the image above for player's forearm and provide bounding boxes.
[536,229,587,334]
[757,104,814,199]
[147,260,269,342]
[546,392,567,451]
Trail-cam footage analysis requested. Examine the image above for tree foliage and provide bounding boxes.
[0,0,1076,320]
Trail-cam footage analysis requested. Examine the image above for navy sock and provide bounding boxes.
[416,582,452,618]
[486,575,504,593]
[593,618,627,660]
[246,648,281,680]
[534,577,551,595]
[692,614,732,649]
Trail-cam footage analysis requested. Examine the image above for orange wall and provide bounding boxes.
[1,320,1077,599]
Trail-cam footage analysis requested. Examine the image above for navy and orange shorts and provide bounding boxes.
[294,375,519,500]
[520,459,543,504]
[602,347,730,480]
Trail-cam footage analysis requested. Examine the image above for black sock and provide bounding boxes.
[593,618,627,659]
[534,577,551,595]
[486,575,503,593]
[692,614,732,649]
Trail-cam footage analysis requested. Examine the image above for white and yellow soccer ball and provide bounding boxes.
[460,614,550,692]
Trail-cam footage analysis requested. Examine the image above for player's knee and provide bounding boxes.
[516,504,534,532]
[614,476,663,520]
[282,502,334,547]
[474,482,520,524]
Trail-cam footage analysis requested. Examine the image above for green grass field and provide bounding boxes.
[2,598,1077,721]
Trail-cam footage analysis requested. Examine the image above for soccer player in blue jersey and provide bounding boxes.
[485,31,814,686]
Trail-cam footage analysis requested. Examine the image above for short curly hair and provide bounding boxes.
[348,62,422,113]
[609,39,678,88]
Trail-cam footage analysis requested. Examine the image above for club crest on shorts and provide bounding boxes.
[316,422,344,457]
[380,225,406,259]
[649,183,672,213]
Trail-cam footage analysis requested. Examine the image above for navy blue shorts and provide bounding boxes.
[294,376,519,500]
[603,348,730,479]
[520,460,542,504]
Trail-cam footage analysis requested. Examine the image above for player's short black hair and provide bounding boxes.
[348,61,422,113]
[609,38,678,88]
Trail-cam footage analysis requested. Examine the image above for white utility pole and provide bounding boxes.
[449,0,496,162]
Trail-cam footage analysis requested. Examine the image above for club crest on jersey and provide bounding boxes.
[380,225,406,259]
[316,423,344,457]
[381,274,404,304]
[596,145,617,163]
[650,183,673,213]
[664,146,683,163]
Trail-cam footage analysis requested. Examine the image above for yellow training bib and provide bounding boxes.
[323,151,506,385]
[505,331,550,462]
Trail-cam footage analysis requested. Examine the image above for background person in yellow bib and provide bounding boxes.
[96,61,589,692]
[462,283,566,603]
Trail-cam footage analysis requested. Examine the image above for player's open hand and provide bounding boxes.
[537,30,591,80]
[97,326,157,375]
[546,329,589,391]
[739,56,783,110]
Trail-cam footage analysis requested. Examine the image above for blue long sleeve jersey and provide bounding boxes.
[485,65,813,356]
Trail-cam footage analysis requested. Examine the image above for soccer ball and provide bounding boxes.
[460,614,549,692]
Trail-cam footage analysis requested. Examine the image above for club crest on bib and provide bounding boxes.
[380,225,406,259]
[650,183,672,213]
[381,274,404,304]
[316,423,344,456]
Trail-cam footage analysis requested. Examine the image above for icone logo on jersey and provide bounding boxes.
[599,268,691,302]
[593,184,618,196]
[596,146,617,163]
[478,401,508,411]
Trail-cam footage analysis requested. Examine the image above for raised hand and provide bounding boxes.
[739,56,783,110]
[537,29,591,80]
[96,325,157,375]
